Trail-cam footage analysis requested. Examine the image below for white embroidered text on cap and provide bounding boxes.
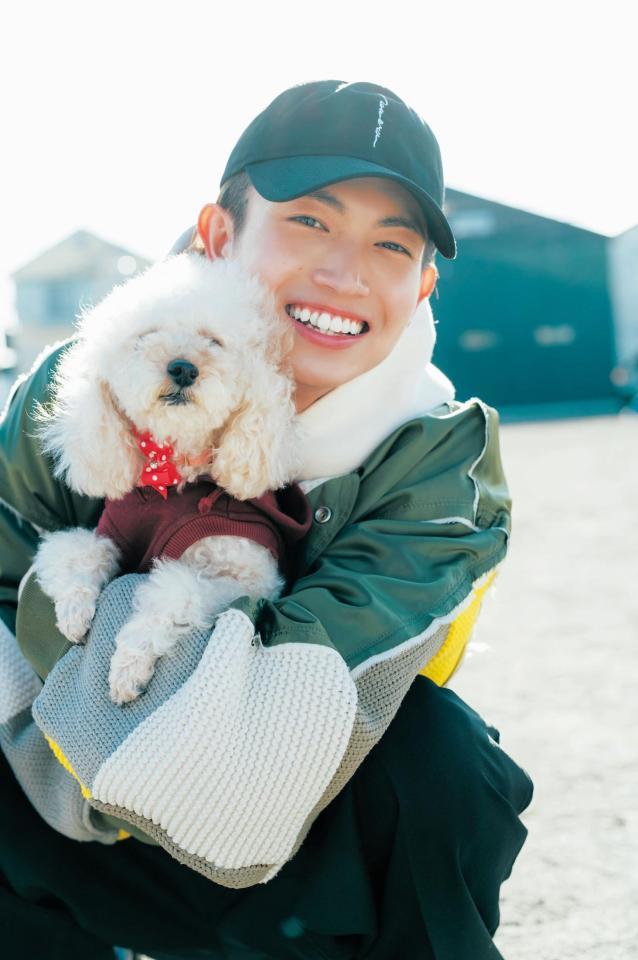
[372,95,388,148]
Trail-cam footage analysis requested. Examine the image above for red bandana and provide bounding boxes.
[132,429,182,500]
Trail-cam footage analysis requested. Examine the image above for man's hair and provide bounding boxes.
[189,171,437,268]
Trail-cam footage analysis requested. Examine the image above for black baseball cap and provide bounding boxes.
[220,80,457,260]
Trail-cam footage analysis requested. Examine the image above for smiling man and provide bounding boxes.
[193,80,454,415]
[197,175,439,411]
[0,80,533,960]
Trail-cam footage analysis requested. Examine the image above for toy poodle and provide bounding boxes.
[31,253,310,705]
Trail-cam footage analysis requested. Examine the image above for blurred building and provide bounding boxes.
[606,223,638,406]
[6,229,151,376]
[0,338,18,416]
[434,189,625,420]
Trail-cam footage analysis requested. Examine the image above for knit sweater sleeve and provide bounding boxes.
[29,397,510,889]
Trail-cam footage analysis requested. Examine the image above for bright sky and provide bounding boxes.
[1,0,635,330]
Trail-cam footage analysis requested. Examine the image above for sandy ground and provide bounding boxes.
[447,412,638,960]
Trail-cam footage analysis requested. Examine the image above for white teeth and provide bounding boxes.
[287,304,366,335]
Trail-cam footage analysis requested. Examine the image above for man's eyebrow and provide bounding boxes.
[377,215,426,240]
[305,190,426,241]
[306,189,346,211]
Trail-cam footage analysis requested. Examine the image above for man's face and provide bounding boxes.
[199,176,436,411]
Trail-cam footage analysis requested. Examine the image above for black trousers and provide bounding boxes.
[0,676,533,960]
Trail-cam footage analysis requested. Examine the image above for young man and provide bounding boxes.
[196,174,438,412]
[0,81,533,959]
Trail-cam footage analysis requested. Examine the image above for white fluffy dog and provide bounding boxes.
[32,253,304,705]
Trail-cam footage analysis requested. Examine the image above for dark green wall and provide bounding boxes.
[432,190,617,411]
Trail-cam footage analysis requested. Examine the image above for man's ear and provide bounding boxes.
[197,203,235,260]
[418,264,438,303]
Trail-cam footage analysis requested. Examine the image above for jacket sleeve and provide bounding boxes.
[0,342,103,636]
[239,400,509,677]
[28,397,511,888]
[227,398,509,797]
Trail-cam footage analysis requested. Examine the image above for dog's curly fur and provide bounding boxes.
[32,253,304,704]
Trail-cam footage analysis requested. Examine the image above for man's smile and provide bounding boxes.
[285,302,370,340]
[284,303,371,349]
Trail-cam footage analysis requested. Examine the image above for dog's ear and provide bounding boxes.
[211,354,302,501]
[31,339,140,500]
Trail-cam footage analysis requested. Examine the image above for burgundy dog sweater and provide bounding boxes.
[96,478,313,580]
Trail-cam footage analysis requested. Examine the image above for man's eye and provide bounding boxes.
[289,215,326,230]
[378,241,412,257]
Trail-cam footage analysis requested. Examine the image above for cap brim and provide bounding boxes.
[245,155,457,260]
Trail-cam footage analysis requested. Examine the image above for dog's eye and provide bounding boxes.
[134,330,157,348]
[198,331,223,348]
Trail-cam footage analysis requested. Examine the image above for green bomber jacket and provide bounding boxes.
[0,290,512,888]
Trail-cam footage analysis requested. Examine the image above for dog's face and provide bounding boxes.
[35,254,300,501]
[107,309,244,450]
[91,255,292,453]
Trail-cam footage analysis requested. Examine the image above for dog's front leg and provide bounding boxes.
[108,557,248,705]
[34,528,121,644]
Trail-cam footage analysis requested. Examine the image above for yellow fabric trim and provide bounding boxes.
[45,736,132,843]
[44,734,92,800]
[419,569,498,686]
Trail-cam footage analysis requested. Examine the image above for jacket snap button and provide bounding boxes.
[314,505,332,524]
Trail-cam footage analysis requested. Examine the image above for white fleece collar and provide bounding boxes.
[296,297,455,483]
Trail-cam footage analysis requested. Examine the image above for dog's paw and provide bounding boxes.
[108,667,146,706]
[108,632,156,706]
[54,590,98,644]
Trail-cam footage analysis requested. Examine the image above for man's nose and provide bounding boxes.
[311,248,370,296]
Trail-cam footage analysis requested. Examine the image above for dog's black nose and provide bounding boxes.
[167,359,199,388]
